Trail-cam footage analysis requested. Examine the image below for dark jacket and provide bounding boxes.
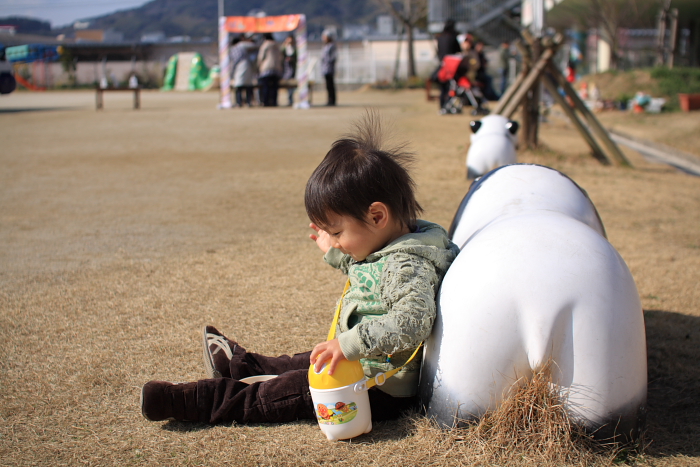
[436,32,461,60]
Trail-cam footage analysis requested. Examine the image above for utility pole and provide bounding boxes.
[218,0,224,19]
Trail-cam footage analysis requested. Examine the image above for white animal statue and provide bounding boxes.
[420,164,647,441]
[466,115,518,179]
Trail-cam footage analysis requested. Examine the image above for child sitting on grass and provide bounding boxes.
[141,112,459,425]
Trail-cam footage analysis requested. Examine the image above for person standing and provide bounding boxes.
[436,19,461,60]
[281,35,297,106]
[435,19,461,111]
[498,41,511,96]
[257,33,283,107]
[230,34,257,107]
[321,31,337,106]
[475,41,499,101]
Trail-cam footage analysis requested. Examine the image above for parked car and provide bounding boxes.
[0,44,17,95]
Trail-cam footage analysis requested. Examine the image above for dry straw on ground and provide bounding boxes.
[401,369,614,467]
[1,89,699,466]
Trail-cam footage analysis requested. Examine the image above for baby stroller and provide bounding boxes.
[437,55,489,115]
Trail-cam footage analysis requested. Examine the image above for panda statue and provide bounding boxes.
[466,114,518,179]
[420,164,647,441]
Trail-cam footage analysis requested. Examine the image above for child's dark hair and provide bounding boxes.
[305,111,423,229]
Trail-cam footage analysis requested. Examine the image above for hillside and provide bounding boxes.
[53,0,386,41]
[0,17,51,35]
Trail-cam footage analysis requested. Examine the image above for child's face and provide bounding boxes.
[320,212,386,262]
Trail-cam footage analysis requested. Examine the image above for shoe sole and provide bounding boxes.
[201,326,223,379]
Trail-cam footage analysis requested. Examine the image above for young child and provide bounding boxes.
[141,113,459,425]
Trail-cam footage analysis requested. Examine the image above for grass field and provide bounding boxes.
[1,88,699,466]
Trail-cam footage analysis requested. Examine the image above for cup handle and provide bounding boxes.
[354,379,368,392]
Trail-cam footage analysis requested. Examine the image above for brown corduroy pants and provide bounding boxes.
[195,344,417,424]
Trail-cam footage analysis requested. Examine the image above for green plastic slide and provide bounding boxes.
[161,54,178,90]
[162,53,218,91]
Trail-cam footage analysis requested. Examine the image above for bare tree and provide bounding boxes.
[374,0,428,78]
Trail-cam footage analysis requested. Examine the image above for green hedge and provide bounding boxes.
[649,67,700,111]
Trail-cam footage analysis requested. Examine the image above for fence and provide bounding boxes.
[305,39,439,86]
[24,38,445,89]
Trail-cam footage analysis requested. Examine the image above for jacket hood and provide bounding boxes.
[366,220,459,276]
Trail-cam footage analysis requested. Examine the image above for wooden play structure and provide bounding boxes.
[4,44,60,91]
[218,14,310,109]
[493,30,630,167]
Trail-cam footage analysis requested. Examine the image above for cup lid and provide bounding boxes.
[308,359,364,389]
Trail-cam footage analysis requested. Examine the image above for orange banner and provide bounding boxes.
[224,15,301,33]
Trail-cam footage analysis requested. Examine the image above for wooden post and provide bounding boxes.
[667,8,678,68]
[549,64,631,167]
[656,0,671,66]
[525,38,541,148]
[496,29,623,166]
[493,68,527,115]
[541,73,610,165]
[519,53,533,148]
[501,47,555,119]
[515,38,532,149]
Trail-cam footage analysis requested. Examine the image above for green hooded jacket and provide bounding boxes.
[324,220,460,397]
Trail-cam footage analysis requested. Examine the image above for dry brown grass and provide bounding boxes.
[397,363,618,467]
[579,70,659,101]
[462,365,605,466]
[1,89,699,466]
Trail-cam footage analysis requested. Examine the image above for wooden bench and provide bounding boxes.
[95,86,141,110]
[239,80,314,105]
[278,80,314,105]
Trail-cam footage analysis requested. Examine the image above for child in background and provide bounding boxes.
[140,112,459,425]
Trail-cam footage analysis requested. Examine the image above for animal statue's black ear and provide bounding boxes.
[506,120,519,135]
[470,120,482,133]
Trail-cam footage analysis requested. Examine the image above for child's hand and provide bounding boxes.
[309,223,333,254]
[310,338,347,376]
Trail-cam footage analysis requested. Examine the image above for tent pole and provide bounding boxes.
[295,15,310,109]
[218,16,232,108]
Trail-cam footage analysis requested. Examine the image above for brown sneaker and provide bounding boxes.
[140,381,198,422]
[202,326,236,379]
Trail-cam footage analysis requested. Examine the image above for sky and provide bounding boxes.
[0,0,151,28]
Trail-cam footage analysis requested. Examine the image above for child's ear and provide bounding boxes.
[367,202,390,229]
